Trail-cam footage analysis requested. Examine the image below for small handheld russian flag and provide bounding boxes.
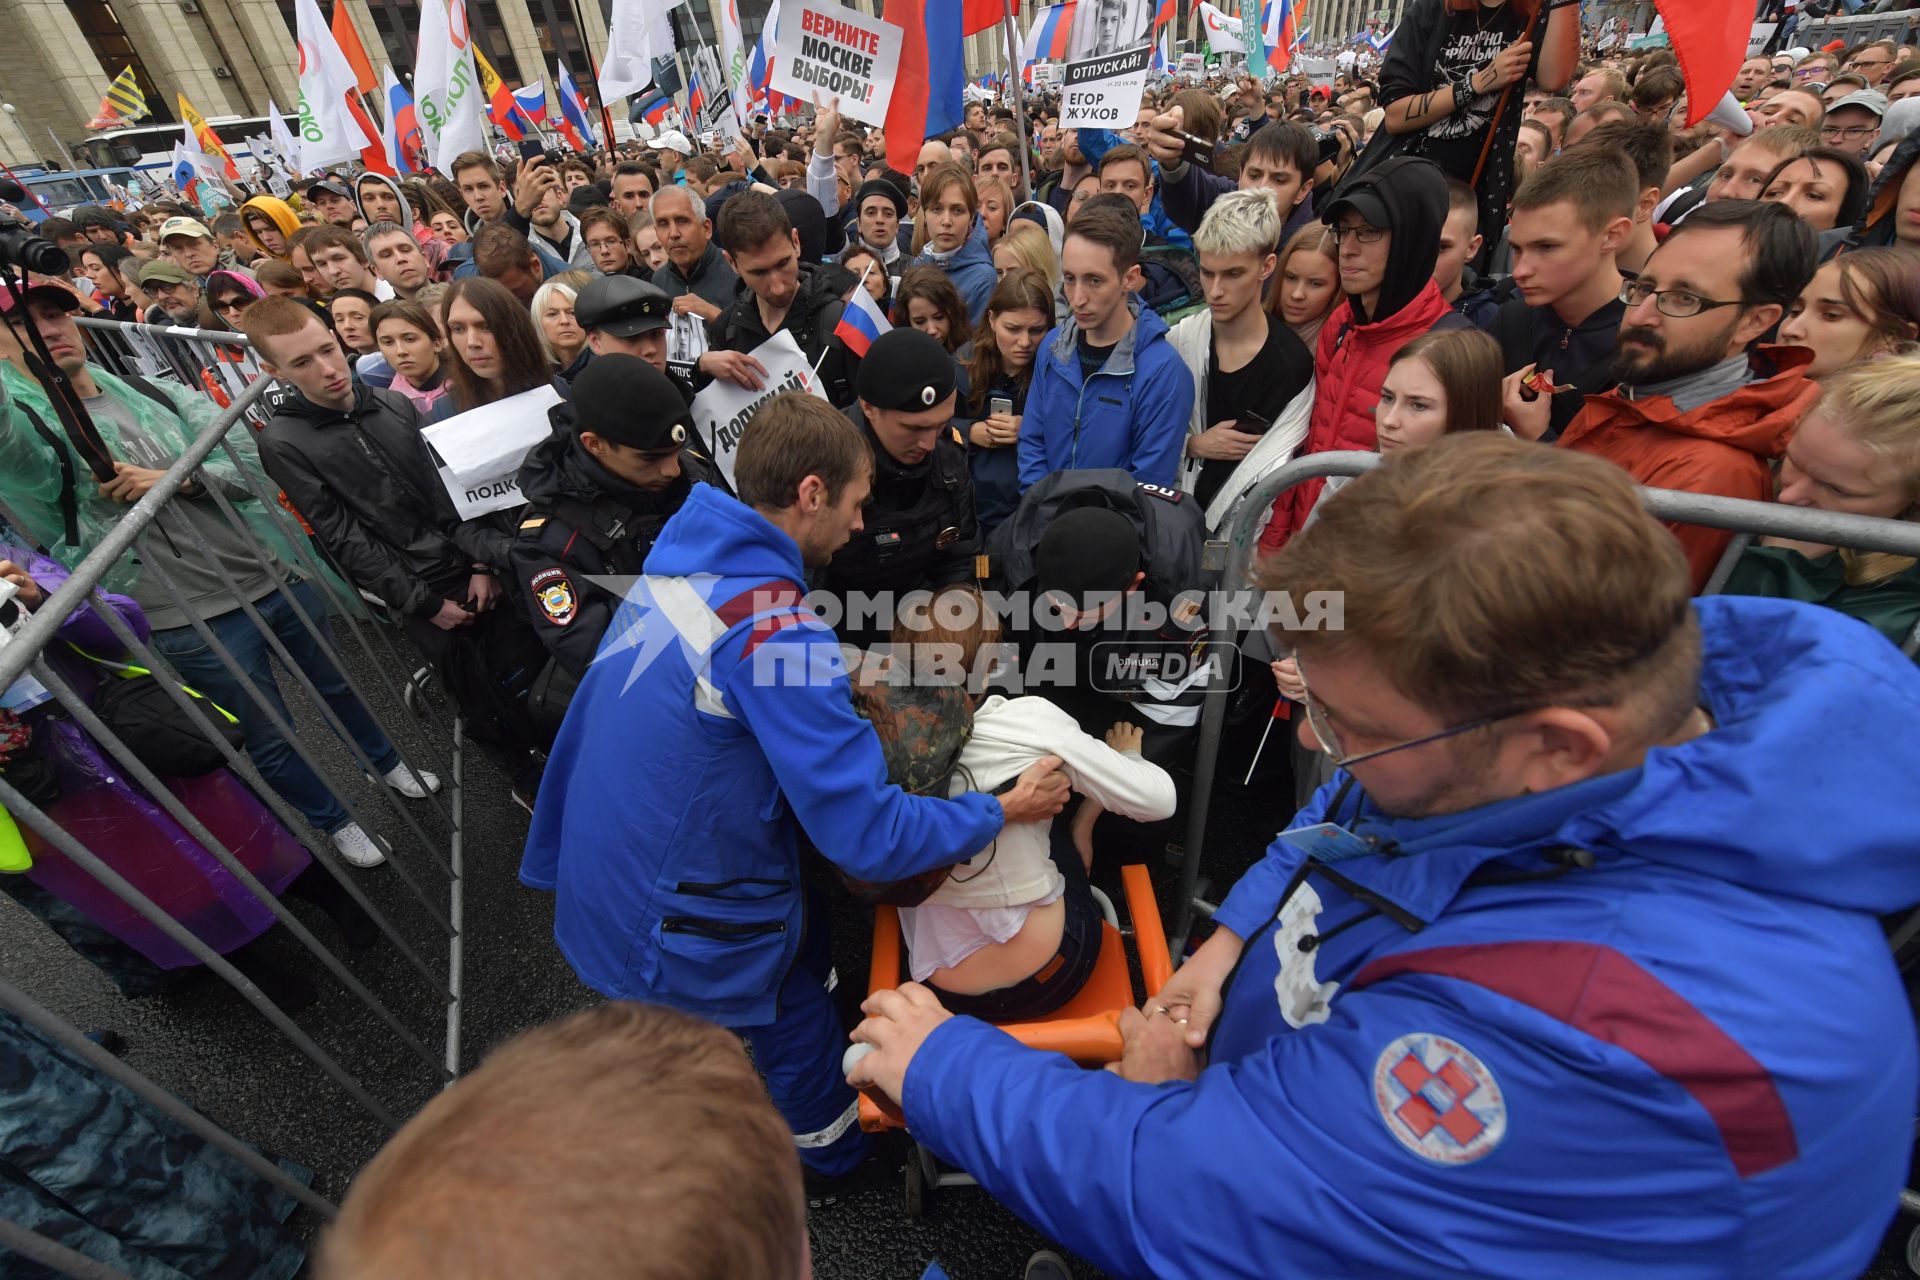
[833,276,893,359]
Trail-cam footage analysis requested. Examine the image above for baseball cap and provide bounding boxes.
[1034,507,1142,600]
[573,275,671,337]
[1827,89,1889,118]
[649,130,695,156]
[1320,187,1389,230]
[571,356,693,451]
[136,259,195,287]
[0,283,81,315]
[856,329,956,411]
[307,176,353,202]
[156,216,213,242]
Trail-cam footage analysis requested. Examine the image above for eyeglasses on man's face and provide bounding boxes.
[1821,123,1877,141]
[1619,279,1745,319]
[1330,223,1386,245]
[1295,660,1541,769]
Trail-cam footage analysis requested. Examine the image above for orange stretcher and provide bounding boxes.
[856,863,1175,1136]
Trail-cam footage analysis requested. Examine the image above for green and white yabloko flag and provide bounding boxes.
[415,0,486,169]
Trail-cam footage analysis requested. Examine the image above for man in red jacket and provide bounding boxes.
[1258,156,1468,553]
[1558,200,1819,589]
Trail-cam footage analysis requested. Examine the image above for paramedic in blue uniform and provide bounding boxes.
[520,389,1070,1198]
[848,435,1920,1278]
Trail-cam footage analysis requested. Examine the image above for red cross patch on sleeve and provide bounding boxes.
[1372,1032,1507,1166]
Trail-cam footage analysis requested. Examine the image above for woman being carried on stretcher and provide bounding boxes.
[894,585,1177,1022]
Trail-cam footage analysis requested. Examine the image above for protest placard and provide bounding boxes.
[771,0,902,129]
[1178,52,1205,82]
[1060,43,1153,130]
[689,331,823,490]
[421,384,562,519]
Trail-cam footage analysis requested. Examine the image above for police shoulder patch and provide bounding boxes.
[1137,483,1183,503]
[529,567,578,627]
[520,516,547,530]
[1372,1032,1507,1166]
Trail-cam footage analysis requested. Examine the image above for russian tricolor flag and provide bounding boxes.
[638,90,675,127]
[513,80,549,125]
[557,63,596,150]
[687,68,706,121]
[1020,2,1078,83]
[833,283,892,358]
[883,0,964,176]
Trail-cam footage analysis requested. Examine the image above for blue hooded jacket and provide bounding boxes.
[1078,127,1194,251]
[899,597,1920,1279]
[911,215,998,325]
[519,483,1004,1026]
[1017,297,1194,490]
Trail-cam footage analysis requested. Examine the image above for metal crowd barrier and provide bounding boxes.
[1172,451,1920,952]
[76,317,268,423]
[0,376,468,1273]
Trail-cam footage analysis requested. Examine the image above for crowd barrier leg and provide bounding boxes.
[211,437,462,780]
[25,655,450,1080]
[191,476,455,832]
[131,541,456,929]
[0,772,401,1129]
[75,585,455,999]
[0,976,337,1218]
[0,1214,138,1280]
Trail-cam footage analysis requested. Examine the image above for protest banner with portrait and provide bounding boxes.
[1060,43,1153,131]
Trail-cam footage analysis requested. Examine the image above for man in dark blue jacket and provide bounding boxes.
[521,391,1069,1197]
[850,435,1920,1278]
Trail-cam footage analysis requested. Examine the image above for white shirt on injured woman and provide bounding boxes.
[898,694,1177,982]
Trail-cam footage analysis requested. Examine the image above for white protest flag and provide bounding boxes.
[603,0,681,102]
[769,0,902,129]
[267,97,300,169]
[1197,1,1244,53]
[293,0,373,171]
[415,0,486,169]
[717,0,752,130]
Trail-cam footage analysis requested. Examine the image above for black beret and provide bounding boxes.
[571,355,693,452]
[855,328,956,411]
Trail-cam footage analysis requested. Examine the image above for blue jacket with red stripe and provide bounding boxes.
[900,597,1920,1278]
[519,482,1004,1026]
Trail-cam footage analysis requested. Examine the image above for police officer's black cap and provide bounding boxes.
[573,275,671,337]
[853,178,908,219]
[571,355,692,452]
[1035,508,1141,599]
[856,328,956,411]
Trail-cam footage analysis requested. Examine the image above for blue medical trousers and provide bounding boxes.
[742,881,868,1177]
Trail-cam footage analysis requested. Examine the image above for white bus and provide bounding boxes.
[72,114,294,174]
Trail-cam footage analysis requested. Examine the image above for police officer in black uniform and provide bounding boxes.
[820,327,979,649]
[571,275,697,405]
[511,355,724,687]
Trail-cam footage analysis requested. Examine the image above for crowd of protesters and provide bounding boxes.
[5,2,1920,1275]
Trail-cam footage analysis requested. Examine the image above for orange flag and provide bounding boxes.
[332,0,379,97]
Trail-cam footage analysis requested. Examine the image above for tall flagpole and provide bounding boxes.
[1000,0,1032,198]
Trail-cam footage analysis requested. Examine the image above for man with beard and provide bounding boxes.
[1559,200,1819,588]
[848,433,1920,1280]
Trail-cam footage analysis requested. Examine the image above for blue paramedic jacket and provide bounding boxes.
[900,597,1920,1278]
[519,483,1004,1026]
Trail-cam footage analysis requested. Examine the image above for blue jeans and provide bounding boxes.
[149,579,400,834]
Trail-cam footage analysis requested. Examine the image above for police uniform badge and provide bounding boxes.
[530,568,578,627]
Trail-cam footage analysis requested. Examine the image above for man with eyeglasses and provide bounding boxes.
[1844,39,1897,87]
[1818,88,1887,157]
[1560,200,1820,588]
[848,431,1920,1279]
[1258,155,1468,553]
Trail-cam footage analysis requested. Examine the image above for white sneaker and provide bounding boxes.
[376,762,441,799]
[330,823,388,868]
